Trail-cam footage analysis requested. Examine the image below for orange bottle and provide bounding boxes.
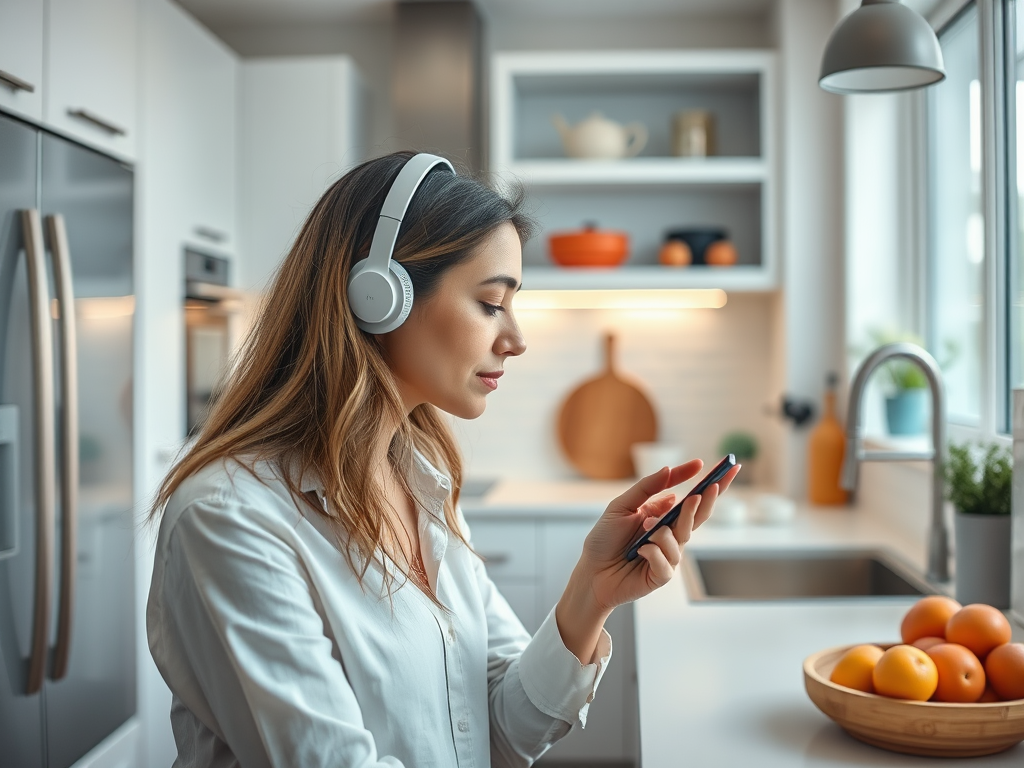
[808,373,848,505]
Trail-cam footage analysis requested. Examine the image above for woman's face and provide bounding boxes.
[380,222,527,419]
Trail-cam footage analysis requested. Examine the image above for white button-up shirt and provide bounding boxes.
[147,452,612,768]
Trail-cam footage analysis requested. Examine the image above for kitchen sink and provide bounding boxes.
[682,548,939,602]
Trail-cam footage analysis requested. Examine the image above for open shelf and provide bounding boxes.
[490,49,778,292]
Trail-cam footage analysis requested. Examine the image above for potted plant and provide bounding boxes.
[718,431,758,485]
[944,441,1013,608]
[858,328,957,436]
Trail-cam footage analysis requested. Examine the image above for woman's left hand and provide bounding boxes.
[554,460,740,662]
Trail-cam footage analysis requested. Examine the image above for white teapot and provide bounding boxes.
[552,112,648,159]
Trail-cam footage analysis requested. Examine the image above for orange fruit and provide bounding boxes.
[900,595,961,644]
[945,604,1013,659]
[830,644,885,693]
[984,642,1024,701]
[912,636,945,652]
[872,644,939,701]
[978,686,1001,702]
[924,643,986,703]
[658,240,692,267]
[705,240,738,266]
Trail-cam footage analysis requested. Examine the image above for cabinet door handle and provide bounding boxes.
[67,108,127,137]
[480,552,511,566]
[20,210,56,696]
[0,69,35,93]
[194,226,227,243]
[44,214,78,682]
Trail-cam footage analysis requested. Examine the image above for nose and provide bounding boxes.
[498,314,527,357]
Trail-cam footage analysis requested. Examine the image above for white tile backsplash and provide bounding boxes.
[451,294,778,482]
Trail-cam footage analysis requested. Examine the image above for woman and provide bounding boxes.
[147,151,739,768]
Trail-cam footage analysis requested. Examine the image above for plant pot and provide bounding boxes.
[954,511,1012,608]
[885,389,927,436]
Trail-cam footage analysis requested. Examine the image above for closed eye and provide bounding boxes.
[480,302,505,317]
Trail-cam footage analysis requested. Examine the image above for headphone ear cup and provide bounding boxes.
[384,260,415,331]
[348,258,414,334]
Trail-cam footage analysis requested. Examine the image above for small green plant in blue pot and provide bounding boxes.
[884,361,929,436]
[858,328,957,436]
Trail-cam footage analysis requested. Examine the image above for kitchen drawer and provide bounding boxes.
[465,519,539,580]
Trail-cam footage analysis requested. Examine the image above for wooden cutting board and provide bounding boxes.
[557,333,658,479]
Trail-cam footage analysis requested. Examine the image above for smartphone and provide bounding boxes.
[624,454,737,561]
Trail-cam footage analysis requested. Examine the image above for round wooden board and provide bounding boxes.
[804,643,1024,758]
[557,333,657,480]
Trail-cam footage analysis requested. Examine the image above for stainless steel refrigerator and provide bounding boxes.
[0,113,135,767]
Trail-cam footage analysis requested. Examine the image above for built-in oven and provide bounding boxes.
[184,249,245,435]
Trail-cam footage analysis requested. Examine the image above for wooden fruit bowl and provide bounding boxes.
[804,644,1024,757]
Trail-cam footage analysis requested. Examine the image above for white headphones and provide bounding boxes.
[347,153,456,334]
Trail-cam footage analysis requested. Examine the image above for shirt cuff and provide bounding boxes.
[517,605,613,729]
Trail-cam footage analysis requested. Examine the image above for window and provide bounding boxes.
[924,0,1018,440]
[927,4,983,427]
[1011,5,1024,413]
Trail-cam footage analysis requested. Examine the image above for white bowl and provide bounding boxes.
[755,493,796,525]
[708,494,748,526]
[630,442,684,478]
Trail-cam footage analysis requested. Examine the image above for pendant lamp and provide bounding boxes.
[819,0,945,94]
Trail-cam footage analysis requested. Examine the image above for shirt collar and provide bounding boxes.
[295,448,452,511]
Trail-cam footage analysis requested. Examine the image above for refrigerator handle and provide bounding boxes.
[20,210,55,695]
[45,214,78,682]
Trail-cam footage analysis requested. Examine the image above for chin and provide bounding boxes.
[438,396,487,420]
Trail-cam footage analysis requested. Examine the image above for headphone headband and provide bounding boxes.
[365,153,456,273]
[348,153,456,334]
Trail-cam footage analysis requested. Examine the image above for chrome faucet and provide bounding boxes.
[840,342,950,583]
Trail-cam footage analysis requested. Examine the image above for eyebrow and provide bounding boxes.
[479,275,522,292]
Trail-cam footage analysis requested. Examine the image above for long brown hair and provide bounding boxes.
[152,151,533,604]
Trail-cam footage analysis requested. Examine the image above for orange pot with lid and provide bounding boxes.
[548,223,629,267]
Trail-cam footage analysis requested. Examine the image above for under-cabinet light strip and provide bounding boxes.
[514,289,727,310]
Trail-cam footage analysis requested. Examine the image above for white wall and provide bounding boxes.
[770,0,847,498]
[454,296,778,483]
[238,57,366,293]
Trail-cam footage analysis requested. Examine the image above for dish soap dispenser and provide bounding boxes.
[808,372,848,505]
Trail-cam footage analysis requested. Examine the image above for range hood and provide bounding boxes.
[393,1,484,171]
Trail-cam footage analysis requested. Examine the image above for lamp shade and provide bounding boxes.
[819,0,945,94]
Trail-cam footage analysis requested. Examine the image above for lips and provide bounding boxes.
[477,370,503,391]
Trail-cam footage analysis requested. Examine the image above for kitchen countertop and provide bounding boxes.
[459,476,633,517]
[635,501,1024,767]
[459,479,1024,766]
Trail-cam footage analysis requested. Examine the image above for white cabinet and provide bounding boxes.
[135,6,239,765]
[46,0,138,160]
[490,50,777,293]
[140,0,237,250]
[0,0,44,121]
[463,513,639,766]
[239,57,367,293]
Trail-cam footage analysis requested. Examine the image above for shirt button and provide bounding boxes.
[457,719,469,733]
[447,626,456,643]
